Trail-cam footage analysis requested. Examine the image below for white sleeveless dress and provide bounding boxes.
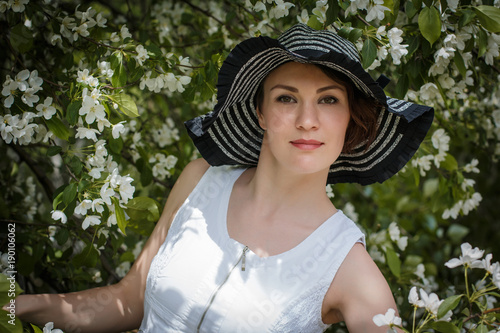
[139,165,365,332]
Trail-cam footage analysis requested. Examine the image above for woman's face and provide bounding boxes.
[257,62,351,177]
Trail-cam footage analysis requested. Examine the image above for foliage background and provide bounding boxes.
[0,0,499,332]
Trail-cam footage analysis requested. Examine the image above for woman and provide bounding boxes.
[15,24,433,332]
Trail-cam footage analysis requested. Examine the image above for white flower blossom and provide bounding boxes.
[411,154,433,176]
[431,128,450,153]
[100,182,115,205]
[89,167,104,179]
[365,0,390,22]
[10,0,29,13]
[0,1,10,13]
[95,13,107,27]
[153,118,180,147]
[408,286,423,307]
[345,0,370,17]
[372,308,402,330]
[112,121,127,139]
[115,261,130,277]
[79,96,106,125]
[36,97,57,119]
[150,153,178,180]
[75,127,99,142]
[471,253,496,273]
[419,83,440,103]
[43,322,63,333]
[485,34,500,66]
[120,25,132,40]
[135,44,149,66]
[82,215,101,230]
[75,199,93,215]
[21,87,40,107]
[464,158,480,173]
[51,210,67,224]
[269,0,294,19]
[312,0,327,23]
[442,200,462,219]
[445,242,484,268]
[297,9,309,24]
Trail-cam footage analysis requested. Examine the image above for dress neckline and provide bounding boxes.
[218,166,341,262]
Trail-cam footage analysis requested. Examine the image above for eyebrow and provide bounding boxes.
[269,84,345,93]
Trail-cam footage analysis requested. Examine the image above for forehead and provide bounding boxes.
[263,62,347,91]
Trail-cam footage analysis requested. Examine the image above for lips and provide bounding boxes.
[290,139,323,150]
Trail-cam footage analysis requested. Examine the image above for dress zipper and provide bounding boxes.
[196,246,249,332]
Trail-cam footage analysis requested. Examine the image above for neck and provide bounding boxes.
[241,161,335,216]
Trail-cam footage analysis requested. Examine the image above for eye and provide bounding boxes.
[276,95,296,103]
[319,96,338,104]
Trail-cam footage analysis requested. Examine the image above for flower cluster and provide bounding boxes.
[152,118,180,148]
[149,153,178,180]
[368,26,409,70]
[251,0,295,20]
[2,69,43,108]
[0,0,29,13]
[345,0,390,22]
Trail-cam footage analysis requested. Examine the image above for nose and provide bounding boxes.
[295,102,319,130]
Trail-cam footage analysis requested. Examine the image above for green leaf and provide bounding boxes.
[361,38,377,68]
[477,28,489,57]
[418,6,442,46]
[62,182,78,206]
[438,295,462,319]
[112,63,127,88]
[53,191,64,211]
[394,74,409,99]
[45,117,70,141]
[31,324,44,333]
[385,247,401,278]
[125,197,160,222]
[307,15,323,30]
[427,321,459,333]
[111,94,139,118]
[474,5,500,33]
[108,137,123,155]
[10,23,34,53]
[55,228,69,246]
[113,197,127,235]
[47,145,62,156]
[68,155,83,176]
[454,52,467,78]
[441,153,458,171]
[0,274,24,332]
[458,9,476,29]
[348,29,363,44]
[72,243,99,268]
[66,100,82,126]
[405,1,418,19]
[423,178,439,198]
[0,313,22,333]
[325,0,341,26]
[446,224,470,243]
[146,43,162,58]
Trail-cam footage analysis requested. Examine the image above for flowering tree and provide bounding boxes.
[1,0,499,332]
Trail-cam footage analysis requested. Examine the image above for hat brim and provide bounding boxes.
[185,25,434,185]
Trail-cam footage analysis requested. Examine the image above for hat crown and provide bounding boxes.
[278,24,361,63]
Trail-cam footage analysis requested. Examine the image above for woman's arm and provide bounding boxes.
[15,158,210,333]
[322,243,403,333]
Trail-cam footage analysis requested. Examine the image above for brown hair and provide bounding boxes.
[255,63,382,153]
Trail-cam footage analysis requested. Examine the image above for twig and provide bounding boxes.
[463,307,500,323]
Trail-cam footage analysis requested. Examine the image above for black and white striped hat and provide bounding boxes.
[185,23,434,185]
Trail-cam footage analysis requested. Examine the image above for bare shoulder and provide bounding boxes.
[164,158,210,212]
[323,243,400,332]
